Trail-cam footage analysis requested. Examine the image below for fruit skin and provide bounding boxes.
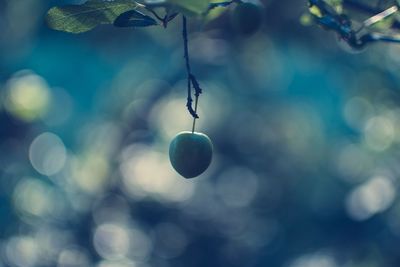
[231,2,264,35]
[169,131,213,179]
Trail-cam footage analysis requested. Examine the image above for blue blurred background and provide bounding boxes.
[2,0,400,266]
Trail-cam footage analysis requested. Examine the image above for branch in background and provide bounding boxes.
[343,0,400,29]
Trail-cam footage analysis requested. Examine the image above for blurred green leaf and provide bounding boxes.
[205,0,237,22]
[167,0,210,16]
[46,0,140,33]
[204,6,227,23]
[114,10,158,27]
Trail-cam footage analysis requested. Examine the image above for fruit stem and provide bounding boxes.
[192,96,199,133]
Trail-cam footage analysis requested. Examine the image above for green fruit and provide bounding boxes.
[169,131,213,179]
[231,2,263,35]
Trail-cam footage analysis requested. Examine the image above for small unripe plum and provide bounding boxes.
[231,2,264,35]
[169,131,213,179]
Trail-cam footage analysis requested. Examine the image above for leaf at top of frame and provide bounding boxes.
[46,0,140,33]
[167,0,210,16]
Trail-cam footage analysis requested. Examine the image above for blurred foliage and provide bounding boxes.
[45,0,218,34]
[2,0,400,267]
[46,0,141,33]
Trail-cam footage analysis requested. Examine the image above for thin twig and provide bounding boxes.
[182,15,202,132]
[192,97,199,133]
[183,16,191,74]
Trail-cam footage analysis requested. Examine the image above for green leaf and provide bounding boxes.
[46,0,140,33]
[204,5,227,22]
[167,0,210,16]
[114,10,158,27]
